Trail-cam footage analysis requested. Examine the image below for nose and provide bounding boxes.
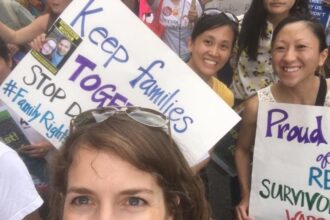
[283,47,296,62]
[98,205,115,220]
[209,45,219,56]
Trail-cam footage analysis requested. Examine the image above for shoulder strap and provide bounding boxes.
[315,76,327,106]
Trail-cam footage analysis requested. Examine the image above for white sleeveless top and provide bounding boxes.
[257,85,330,107]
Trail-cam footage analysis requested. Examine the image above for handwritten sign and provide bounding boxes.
[0,0,240,165]
[250,102,330,219]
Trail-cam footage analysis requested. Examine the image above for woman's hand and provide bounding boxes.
[235,198,254,220]
[19,140,54,158]
[29,33,46,52]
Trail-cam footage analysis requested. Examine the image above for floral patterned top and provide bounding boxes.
[231,20,277,100]
[258,85,330,107]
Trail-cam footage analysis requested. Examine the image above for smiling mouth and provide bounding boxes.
[204,59,217,65]
[283,66,301,73]
[270,3,285,7]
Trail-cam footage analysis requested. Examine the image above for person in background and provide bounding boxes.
[0,0,36,66]
[49,107,210,220]
[0,0,71,45]
[0,0,35,30]
[187,8,238,108]
[230,0,310,103]
[16,0,47,17]
[0,38,54,219]
[323,0,330,6]
[148,0,204,61]
[0,142,43,220]
[234,15,329,220]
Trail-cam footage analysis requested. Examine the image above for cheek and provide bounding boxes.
[220,50,232,63]
[288,0,295,9]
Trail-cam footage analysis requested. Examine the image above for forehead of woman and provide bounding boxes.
[275,21,313,40]
[191,13,237,42]
[272,19,326,51]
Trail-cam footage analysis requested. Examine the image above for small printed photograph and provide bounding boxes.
[31,18,82,75]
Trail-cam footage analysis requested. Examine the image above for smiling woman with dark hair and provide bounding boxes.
[231,0,311,102]
[235,15,329,220]
[187,10,238,107]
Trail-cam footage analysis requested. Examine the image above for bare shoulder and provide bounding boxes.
[242,95,259,124]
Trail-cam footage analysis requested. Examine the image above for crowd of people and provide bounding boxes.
[0,0,330,220]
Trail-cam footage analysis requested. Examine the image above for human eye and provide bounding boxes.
[296,44,307,50]
[203,38,212,46]
[124,196,147,207]
[273,45,286,52]
[220,44,230,50]
[71,196,92,206]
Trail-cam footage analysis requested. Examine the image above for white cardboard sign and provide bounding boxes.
[0,0,240,165]
[250,102,330,219]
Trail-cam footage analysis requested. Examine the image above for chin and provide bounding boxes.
[201,68,217,77]
[279,79,298,88]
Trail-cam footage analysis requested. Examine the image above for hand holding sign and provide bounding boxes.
[19,140,54,158]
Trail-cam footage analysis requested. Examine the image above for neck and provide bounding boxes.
[267,13,289,28]
[275,75,320,105]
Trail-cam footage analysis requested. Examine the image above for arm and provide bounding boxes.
[234,96,258,220]
[19,140,55,158]
[14,1,35,27]
[0,13,48,45]
[0,147,43,220]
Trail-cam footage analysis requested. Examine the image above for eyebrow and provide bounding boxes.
[67,187,94,194]
[66,187,154,196]
[118,189,154,196]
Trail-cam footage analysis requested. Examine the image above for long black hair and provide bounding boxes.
[191,11,239,48]
[237,0,310,61]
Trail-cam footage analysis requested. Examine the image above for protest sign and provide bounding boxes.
[250,102,330,219]
[0,105,30,151]
[0,0,240,165]
[309,0,330,28]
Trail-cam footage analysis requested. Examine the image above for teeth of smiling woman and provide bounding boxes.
[204,59,217,65]
[284,67,300,72]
